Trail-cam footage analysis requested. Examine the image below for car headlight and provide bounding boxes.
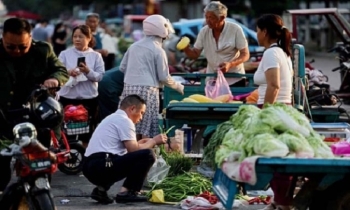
[35,177,49,189]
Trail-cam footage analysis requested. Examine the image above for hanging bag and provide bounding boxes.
[205,70,232,99]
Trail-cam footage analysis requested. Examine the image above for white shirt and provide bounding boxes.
[254,44,293,104]
[58,47,105,99]
[85,109,136,157]
[194,21,248,84]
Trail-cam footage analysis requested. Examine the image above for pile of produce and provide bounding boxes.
[147,172,212,202]
[165,152,194,177]
[170,94,242,104]
[214,103,334,167]
[158,125,193,177]
[202,121,233,169]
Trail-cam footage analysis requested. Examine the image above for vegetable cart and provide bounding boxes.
[163,44,307,153]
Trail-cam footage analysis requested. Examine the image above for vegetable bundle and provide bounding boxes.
[148,172,212,202]
[165,152,193,177]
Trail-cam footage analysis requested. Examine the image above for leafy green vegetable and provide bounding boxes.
[278,131,314,157]
[202,121,233,169]
[165,152,194,177]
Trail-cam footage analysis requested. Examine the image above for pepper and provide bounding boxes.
[248,197,260,204]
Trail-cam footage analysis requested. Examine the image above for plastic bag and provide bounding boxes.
[146,156,170,184]
[205,70,232,99]
[64,105,88,122]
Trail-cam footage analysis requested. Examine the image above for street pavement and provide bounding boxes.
[17,53,343,209]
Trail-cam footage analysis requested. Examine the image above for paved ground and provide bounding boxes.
[13,53,344,210]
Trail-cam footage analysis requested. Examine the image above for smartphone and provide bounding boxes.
[77,57,86,67]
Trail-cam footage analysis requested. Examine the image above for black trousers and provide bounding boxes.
[59,97,98,143]
[103,54,116,71]
[83,149,155,192]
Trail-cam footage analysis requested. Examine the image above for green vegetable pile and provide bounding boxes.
[202,121,233,169]
[147,172,212,202]
[166,152,193,177]
[215,103,334,167]
[158,125,193,176]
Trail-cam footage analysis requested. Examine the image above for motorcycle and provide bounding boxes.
[326,43,350,104]
[0,125,70,210]
[0,87,71,210]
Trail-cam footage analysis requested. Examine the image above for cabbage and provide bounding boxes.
[265,103,312,131]
[307,131,334,158]
[278,131,314,158]
[230,105,260,128]
[215,145,233,167]
[239,133,289,161]
[259,106,310,137]
[221,128,244,151]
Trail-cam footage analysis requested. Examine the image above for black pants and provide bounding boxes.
[229,78,247,87]
[83,149,155,192]
[103,54,116,71]
[59,97,98,143]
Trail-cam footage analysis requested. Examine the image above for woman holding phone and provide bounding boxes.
[58,24,105,148]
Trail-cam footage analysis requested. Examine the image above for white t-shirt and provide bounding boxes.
[253,44,293,105]
[194,21,248,84]
[84,109,136,157]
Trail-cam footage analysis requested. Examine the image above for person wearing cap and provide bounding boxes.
[119,14,184,140]
[179,1,250,86]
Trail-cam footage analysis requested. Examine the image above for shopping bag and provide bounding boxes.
[205,70,232,99]
[64,105,88,122]
[146,156,170,184]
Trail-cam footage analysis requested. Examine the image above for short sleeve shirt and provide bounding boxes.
[84,109,136,156]
[194,21,248,84]
[253,44,293,104]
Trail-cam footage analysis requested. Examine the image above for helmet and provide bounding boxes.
[143,15,174,39]
[29,89,63,129]
[13,122,37,147]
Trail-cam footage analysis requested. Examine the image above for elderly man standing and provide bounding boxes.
[181,1,250,86]
[85,13,110,68]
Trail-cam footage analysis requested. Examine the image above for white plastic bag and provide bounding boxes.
[146,156,170,184]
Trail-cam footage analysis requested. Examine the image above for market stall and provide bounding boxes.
[163,44,307,153]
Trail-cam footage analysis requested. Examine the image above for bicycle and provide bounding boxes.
[55,104,91,175]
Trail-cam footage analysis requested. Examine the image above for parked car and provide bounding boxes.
[172,18,263,52]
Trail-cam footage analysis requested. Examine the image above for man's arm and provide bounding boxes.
[123,134,167,153]
[46,44,69,86]
[183,46,202,60]
[229,47,250,68]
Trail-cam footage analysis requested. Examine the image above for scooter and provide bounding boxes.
[0,124,70,210]
[0,87,71,209]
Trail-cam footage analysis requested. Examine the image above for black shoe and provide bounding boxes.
[91,187,114,204]
[115,191,147,203]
